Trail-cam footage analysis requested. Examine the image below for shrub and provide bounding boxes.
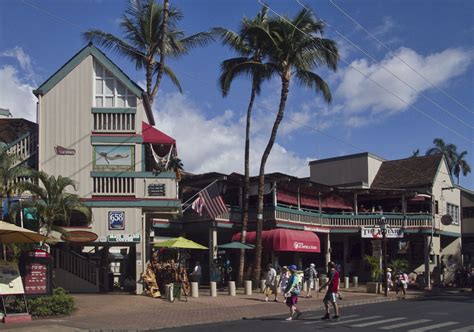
[27,288,75,317]
[364,255,382,282]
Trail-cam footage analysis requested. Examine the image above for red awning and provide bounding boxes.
[142,122,176,145]
[232,229,320,253]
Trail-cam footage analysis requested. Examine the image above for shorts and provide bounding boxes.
[323,292,337,303]
[286,294,298,307]
[307,279,314,289]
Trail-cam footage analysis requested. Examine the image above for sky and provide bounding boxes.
[1,0,473,188]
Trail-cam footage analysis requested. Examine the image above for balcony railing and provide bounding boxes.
[6,132,37,165]
[93,177,135,195]
[183,204,433,229]
[92,112,135,133]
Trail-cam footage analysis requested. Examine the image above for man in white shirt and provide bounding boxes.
[264,264,278,302]
[191,261,202,286]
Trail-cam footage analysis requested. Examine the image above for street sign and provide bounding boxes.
[361,226,404,239]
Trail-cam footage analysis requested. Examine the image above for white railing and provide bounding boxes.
[93,113,135,132]
[53,248,100,287]
[7,132,37,164]
[93,177,135,195]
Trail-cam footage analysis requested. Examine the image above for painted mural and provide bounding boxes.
[93,145,134,171]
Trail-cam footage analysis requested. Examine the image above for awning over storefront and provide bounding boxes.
[232,228,320,253]
[142,122,175,145]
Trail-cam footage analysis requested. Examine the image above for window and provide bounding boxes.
[463,206,474,219]
[447,203,459,225]
[94,61,137,108]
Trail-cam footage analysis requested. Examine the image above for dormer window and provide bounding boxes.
[94,60,137,108]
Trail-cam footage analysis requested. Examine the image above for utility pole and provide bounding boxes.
[380,216,388,297]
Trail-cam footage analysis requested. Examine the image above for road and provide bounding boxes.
[158,292,474,332]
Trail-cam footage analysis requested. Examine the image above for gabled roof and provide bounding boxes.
[33,43,155,125]
[371,154,444,190]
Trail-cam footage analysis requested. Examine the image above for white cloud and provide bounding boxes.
[0,65,37,121]
[1,47,32,73]
[154,93,310,177]
[330,47,472,127]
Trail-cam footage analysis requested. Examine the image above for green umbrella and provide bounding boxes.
[153,237,208,250]
[217,242,255,250]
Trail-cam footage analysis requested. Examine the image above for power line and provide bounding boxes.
[258,0,473,144]
[328,0,474,116]
[294,0,473,130]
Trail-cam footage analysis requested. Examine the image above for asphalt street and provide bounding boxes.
[158,292,474,332]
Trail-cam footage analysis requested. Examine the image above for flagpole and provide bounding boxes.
[181,179,219,212]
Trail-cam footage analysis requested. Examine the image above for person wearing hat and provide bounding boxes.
[304,263,318,298]
[284,265,302,321]
[386,268,393,293]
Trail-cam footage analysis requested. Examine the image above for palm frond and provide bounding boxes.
[154,63,182,93]
[295,69,332,102]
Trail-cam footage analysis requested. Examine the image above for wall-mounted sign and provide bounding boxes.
[108,211,125,230]
[93,145,135,171]
[103,234,141,243]
[148,183,165,196]
[54,145,76,155]
[62,230,98,243]
[361,227,404,239]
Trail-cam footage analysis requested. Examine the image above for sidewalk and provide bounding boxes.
[3,286,423,331]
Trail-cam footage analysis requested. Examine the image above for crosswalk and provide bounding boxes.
[290,313,474,331]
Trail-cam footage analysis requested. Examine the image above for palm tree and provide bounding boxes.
[410,149,420,158]
[250,8,339,282]
[16,171,91,236]
[426,138,457,173]
[452,150,471,184]
[0,146,31,221]
[83,0,213,106]
[214,7,275,286]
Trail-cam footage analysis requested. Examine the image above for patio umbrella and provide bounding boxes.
[153,237,208,250]
[217,242,255,250]
[0,220,47,243]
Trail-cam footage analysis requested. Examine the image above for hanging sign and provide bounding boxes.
[361,227,404,239]
[103,234,141,243]
[54,145,76,155]
[148,183,166,197]
[0,261,25,296]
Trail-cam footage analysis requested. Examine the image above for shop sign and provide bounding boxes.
[54,145,76,155]
[361,227,403,239]
[293,241,318,251]
[303,225,329,233]
[105,234,141,243]
[62,230,98,243]
[148,183,166,196]
[108,211,125,230]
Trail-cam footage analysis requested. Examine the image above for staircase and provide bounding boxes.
[6,132,38,167]
[52,248,102,293]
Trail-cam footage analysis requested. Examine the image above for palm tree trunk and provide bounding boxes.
[252,71,290,284]
[151,0,169,105]
[146,61,154,103]
[238,84,257,286]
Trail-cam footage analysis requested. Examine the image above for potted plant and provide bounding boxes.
[364,255,382,293]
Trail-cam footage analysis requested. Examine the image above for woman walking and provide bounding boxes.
[278,266,290,302]
[284,265,302,321]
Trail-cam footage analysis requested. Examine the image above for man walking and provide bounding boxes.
[304,263,318,298]
[264,263,278,302]
[319,261,340,320]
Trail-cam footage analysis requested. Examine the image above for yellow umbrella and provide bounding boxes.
[0,220,47,243]
[153,237,207,250]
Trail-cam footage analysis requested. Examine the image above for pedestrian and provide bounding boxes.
[395,271,408,299]
[264,263,278,302]
[319,261,340,320]
[278,266,290,302]
[284,264,302,321]
[386,267,393,292]
[190,261,202,286]
[304,263,318,298]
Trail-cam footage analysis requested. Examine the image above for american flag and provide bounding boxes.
[198,182,228,219]
[191,196,204,216]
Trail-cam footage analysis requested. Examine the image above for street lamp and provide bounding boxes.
[378,216,388,297]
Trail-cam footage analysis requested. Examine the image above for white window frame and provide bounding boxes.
[446,203,459,225]
[94,61,136,108]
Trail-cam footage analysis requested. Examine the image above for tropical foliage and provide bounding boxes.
[247,7,339,282]
[425,138,471,184]
[365,255,382,282]
[214,7,274,285]
[15,171,91,236]
[389,258,409,273]
[83,0,213,106]
[0,145,31,221]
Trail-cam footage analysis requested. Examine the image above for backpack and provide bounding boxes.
[292,281,301,295]
[303,268,311,280]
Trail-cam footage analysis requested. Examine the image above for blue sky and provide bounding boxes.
[1,0,473,188]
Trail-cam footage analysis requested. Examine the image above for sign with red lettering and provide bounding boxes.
[23,263,48,295]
